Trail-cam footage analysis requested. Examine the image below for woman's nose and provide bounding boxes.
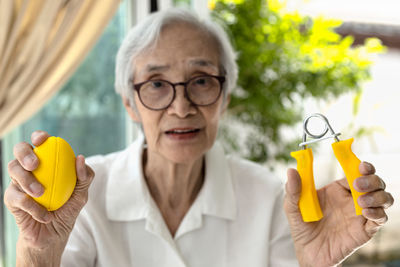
[167,85,197,117]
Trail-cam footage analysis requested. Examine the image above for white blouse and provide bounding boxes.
[61,133,298,267]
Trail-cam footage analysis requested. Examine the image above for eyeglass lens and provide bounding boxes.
[139,76,222,110]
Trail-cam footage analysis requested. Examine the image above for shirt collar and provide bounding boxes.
[105,132,237,222]
[201,141,236,220]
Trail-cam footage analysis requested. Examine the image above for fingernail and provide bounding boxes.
[79,155,88,181]
[31,131,41,141]
[363,162,373,172]
[357,178,369,190]
[361,195,373,207]
[30,182,44,197]
[24,154,36,167]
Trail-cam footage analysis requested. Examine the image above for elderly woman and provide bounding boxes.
[5,8,393,267]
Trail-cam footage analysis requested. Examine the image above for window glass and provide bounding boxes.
[20,5,128,157]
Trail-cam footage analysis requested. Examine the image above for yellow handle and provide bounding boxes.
[291,148,323,222]
[331,138,365,215]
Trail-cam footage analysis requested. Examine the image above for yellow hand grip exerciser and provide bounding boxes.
[291,113,365,222]
[32,136,77,211]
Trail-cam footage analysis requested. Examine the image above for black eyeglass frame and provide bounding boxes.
[132,75,226,111]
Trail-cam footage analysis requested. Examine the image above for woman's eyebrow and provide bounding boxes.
[189,59,218,70]
[145,64,170,73]
[141,60,217,76]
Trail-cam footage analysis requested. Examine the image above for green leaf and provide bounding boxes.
[212,0,386,165]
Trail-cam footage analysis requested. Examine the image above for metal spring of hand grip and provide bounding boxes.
[292,113,365,221]
[299,113,341,149]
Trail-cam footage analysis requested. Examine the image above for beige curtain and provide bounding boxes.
[0,0,121,137]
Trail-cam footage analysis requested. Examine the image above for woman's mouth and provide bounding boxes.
[165,128,201,140]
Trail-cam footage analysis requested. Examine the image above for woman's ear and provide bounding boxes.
[122,96,141,122]
[221,94,231,115]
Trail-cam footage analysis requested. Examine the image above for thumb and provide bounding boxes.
[74,155,94,194]
[284,168,302,218]
[65,155,94,213]
[50,155,94,227]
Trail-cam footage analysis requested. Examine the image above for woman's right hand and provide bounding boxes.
[4,131,95,265]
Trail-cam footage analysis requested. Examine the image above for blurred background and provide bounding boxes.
[0,0,399,266]
[283,1,400,266]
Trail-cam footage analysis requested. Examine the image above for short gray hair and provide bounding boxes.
[114,8,238,103]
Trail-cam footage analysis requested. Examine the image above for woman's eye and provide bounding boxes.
[194,78,207,85]
[151,81,164,88]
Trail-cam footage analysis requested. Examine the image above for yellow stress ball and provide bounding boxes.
[32,136,77,211]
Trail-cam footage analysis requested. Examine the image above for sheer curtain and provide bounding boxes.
[0,0,121,137]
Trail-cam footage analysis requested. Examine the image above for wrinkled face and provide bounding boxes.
[124,22,229,164]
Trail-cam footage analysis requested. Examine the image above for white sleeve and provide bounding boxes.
[61,208,97,267]
[268,187,299,267]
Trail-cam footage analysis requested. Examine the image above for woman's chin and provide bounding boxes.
[162,151,204,165]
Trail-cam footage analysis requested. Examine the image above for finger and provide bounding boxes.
[8,159,44,197]
[358,191,394,209]
[354,175,385,192]
[284,168,302,214]
[66,155,95,209]
[359,161,376,175]
[4,183,51,224]
[362,208,388,226]
[75,155,95,186]
[31,131,51,147]
[13,142,38,171]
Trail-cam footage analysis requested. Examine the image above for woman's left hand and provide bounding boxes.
[284,162,394,267]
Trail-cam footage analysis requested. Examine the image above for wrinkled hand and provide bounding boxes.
[284,162,394,267]
[4,131,95,252]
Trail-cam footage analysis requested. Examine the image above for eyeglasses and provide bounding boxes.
[132,75,226,110]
